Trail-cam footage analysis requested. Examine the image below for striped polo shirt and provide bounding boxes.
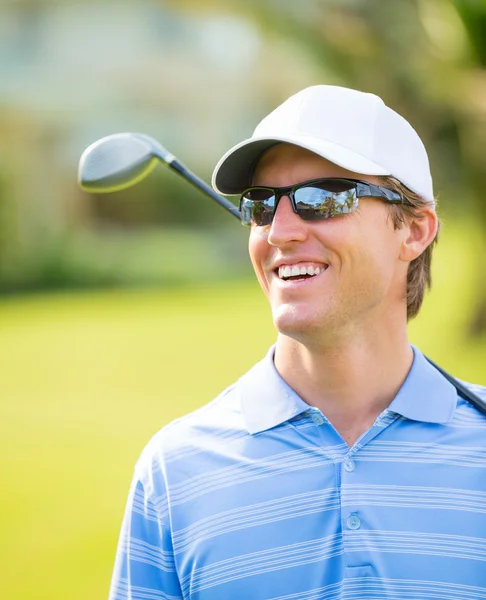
[109,345,486,600]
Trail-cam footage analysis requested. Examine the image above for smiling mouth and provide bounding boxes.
[276,263,329,282]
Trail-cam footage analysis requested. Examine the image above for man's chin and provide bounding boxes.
[272,306,322,339]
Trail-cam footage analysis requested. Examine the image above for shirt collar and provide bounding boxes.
[239,346,310,435]
[387,345,457,423]
[239,345,458,435]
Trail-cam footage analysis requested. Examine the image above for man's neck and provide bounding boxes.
[274,328,413,447]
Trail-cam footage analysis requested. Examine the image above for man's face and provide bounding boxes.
[248,143,410,344]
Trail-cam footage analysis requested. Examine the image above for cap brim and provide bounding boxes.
[212,135,392,194]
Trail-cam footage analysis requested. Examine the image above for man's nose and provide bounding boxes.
[267,196,308,246]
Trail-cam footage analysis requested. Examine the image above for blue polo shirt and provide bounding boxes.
[109,346,486,600]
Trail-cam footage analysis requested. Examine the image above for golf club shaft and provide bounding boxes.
[169,159,241,220]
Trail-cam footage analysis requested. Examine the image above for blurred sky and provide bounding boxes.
[0,0,326,169]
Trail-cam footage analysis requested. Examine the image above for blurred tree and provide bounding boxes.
[451,0,486,334]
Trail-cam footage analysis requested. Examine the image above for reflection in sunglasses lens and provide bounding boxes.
[294,184,358,220]
[241,179,360,225]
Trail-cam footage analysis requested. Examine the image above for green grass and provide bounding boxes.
[0,282,276,600]
[1,221,485,600]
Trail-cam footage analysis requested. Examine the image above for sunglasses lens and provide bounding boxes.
[294,180,358,220]
[240,179,360,226]
[241,189,276,226]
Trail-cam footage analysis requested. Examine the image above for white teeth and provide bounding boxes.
[277,264,326,279]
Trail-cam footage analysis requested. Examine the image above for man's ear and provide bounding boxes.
[399,208,438,263]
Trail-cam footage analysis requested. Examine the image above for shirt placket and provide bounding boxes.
[340,411,399,576]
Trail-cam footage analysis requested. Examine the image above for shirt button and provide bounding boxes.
[311,413,324,425]
[344,458,355,472]
[347,514,361,530]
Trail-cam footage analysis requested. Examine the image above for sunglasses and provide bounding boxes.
[239,177,411,227]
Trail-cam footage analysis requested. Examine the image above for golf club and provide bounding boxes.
[78,132,241,220]
[77,131,486,417]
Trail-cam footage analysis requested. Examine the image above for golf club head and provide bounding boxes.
[78,133,175,193]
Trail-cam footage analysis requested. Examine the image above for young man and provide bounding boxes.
[109,86,486,600]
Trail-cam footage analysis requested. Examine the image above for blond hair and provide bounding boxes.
[380,176,440,321]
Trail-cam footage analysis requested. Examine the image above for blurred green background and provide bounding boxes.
[1,1,485,599]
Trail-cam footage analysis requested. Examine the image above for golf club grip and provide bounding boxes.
[169,160,241,220]
[425,356,486,416]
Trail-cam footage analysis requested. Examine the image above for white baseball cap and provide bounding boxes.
[212,85,434,203]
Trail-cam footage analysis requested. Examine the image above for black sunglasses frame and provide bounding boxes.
[239,177,413,227]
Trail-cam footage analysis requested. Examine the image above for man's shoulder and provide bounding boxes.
[135,379,247,477]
